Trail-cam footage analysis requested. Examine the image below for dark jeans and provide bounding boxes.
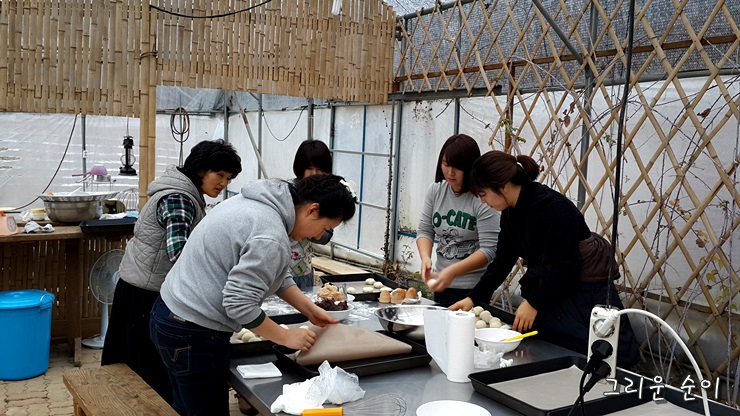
[293,272,314,292]
[149,296,232,416]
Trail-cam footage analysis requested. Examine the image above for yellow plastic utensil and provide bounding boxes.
[501,330,538,342]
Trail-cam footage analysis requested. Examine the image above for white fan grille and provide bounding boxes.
[89,249,124,304]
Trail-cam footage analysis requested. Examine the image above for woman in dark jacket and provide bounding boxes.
[451,150,639,369]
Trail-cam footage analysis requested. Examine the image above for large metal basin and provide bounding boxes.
[374,304,448,340]
[38,192,118,223]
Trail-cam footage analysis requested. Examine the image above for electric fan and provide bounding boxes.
[82,249,124,349]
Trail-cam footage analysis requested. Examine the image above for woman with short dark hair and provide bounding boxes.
[150,174,357,415]
[102,139,242,402]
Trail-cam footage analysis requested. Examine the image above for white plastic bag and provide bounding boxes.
[474,347,504,368]
[270,361,365,415]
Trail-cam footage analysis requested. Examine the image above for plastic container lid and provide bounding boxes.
[0,290,55,310]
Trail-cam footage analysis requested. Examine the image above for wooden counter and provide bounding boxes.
[0,226,131,366]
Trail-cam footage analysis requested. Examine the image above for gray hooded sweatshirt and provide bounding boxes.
[159,179,296,333]
[118,165,206,291]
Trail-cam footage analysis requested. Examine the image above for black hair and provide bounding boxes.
[179,139,242,189]
[289,173,356,221]
[293,140,333,178]
[469,150,540,195]
[434,134,481,193]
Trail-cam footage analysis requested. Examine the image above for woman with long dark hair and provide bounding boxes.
[452,150,639,368]
[417,134,500,307]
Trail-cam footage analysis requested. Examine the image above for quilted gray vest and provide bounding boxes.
[118,165,206,291]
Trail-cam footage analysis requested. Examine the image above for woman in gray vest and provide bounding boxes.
[101,139,241,402]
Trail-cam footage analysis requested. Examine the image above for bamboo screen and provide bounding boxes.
[0,0,396,118]
[395,0,740,391]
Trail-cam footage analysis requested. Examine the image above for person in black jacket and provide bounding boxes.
[451,150,639,368]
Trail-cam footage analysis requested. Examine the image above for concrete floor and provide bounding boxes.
[0,344,244,415]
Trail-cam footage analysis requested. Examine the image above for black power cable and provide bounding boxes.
[149,0,272,19]
[567,340,615,416]
[170,107,190,167]
[606,0,638,307]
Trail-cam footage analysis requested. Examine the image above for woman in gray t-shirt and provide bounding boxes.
[417,134,501,306]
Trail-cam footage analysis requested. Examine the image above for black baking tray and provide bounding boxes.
[230,313,309,356]
[469,355,645,416]
[272,330,430,378]
[319,273,403,301]
[79,217,137,234]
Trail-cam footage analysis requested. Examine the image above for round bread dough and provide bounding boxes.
[373,281,383,289]
[471,306,484,316]
[236,328,249,338]
[427,278,438,291]
[365,278,376,285]
[479,310,493,323]
[247,336,263,343]
[500,324,512,330]
[362,286,374,294]
[299,325,309,330]
[346,287,356,294]
[279,324,289,329]
[475,320,488,329]
[488,319,502,328]
[241,332,255,343]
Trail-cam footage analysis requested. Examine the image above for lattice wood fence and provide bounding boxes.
[395,0,740,396]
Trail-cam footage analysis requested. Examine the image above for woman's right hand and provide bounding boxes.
[279,327,317,351]
[420,258,433,282]
[449,297,474,311]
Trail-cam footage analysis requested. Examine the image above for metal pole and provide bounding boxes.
[257,94,264,179]
[223,92,230,200]
[307,98,314,141]
[81,114,87,176]
[390,100,403,264]
[530,0,584,65]
[576,2,600,209]
[454,97,460,135]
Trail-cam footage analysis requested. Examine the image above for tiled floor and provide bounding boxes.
[0,344,245,415]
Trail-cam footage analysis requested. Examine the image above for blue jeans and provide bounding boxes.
[149,296,232,416]
[293,272,314,292]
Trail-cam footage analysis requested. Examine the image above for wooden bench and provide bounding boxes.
[63,363,177,416]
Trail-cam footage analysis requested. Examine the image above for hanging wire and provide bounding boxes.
[149,0,273,19]
[11,114,79,211]
[170,107,191,166]
[263,106,306,142]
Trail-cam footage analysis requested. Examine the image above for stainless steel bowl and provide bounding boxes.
[38,192,118,223]
[374,304,448,340]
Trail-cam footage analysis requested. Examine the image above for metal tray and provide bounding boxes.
[319,273,402,301]
[272,330,431,378]
[79,217,137,234]
[470,355,740,415]
[230,314,309,356]
[469,356,644,416]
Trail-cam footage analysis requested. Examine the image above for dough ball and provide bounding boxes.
[241,332,255,342]
[373,281,383,289]
[475,319,488,329]
[488,319,502,328]
[279,324,289,329]
[479,310,493,323]
[471,306,484,316]
[346,287,356,294]
[365,278,376,285]
[427,278,438,291]
[299,325,309,330]
[247,336,263,343]
[489,317,502,326]
[362,286,374,294]
[236,328,249,338]
[500,324,512,330]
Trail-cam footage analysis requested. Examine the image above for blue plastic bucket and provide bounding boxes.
[0,290,55,380]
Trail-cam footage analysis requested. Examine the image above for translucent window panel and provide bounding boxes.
[357,154,393,208]
[331,208,360,250]
[363,105,395,155]
[358,201,391,258]
[333,106,365,152]
[333,152,363,193]
[394,99,455,234]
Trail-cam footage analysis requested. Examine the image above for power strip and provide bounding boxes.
[588,305,621,378]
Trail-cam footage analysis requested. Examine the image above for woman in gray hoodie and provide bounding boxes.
[150,173,357,415]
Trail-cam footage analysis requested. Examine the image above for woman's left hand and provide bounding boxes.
[307,304,339,327]
[513,300,537,332]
